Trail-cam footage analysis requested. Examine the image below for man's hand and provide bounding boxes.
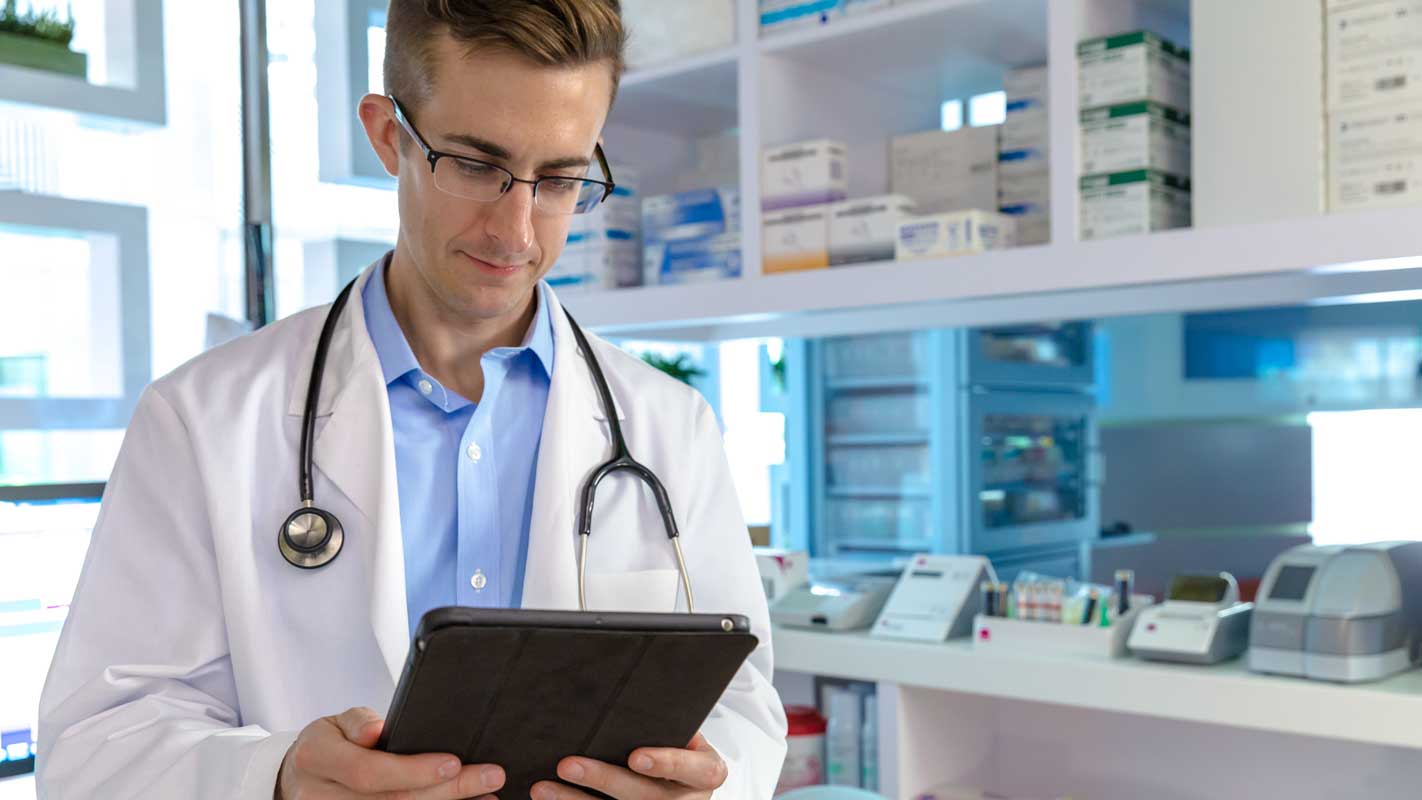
[276,706,506,799]
[529,732,727,800]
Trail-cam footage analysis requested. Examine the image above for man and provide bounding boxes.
[36,2,786,798]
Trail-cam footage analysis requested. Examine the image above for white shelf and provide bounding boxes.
[564,208,1422,340]
[0,0,166,128]
[760,0,1048,97]
[773,625,1422,750]
[612,46,741,136]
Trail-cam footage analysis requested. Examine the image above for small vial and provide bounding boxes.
[1115,569,1135,617]
[980,581,997,617]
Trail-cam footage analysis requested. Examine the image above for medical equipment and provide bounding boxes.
[828,195,916,266]
[1079,101,1192,177]
[763,204,831,274]
[755,547,810,603]
[871,554,995,642]
[279,280,697,612]
[772,572,898,631]
[890,127,999,215]
[1077,30,1191,111]
[1250,541,1422,683]
[1128,572,1253,664]
[1079,169,1191,240]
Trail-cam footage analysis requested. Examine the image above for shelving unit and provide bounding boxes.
[776,625,1422,797]
[557,0,1422,343]
[0,0,167,128]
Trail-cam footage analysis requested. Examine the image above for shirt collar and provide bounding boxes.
[361,255,556,388]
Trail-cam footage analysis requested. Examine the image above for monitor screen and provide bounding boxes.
[0,486,102,779]
[1268,564,1316,602]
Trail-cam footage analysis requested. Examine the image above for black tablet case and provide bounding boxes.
[376,607,758,799]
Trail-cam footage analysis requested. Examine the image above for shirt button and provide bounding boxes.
[467,443,482,462]
[471,570,487,591]
[417,379,433,395]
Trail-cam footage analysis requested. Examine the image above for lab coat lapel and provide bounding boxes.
[287,262,409,685]
[521,287,625,610]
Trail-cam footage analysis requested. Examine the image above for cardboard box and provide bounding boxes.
[1328,47,1422,110]
[753,547,810,602]
[1329,102,1422,210]
[1080,169,1191,240]
[645,232,743,285]
[828,194,916,265]
[1002,208,1050,246]
[1080,101,1192,177]
[762,139,849,210]
[763,204,830,274]
[623,0,734,70]
[1078,30,1191,111]
[891,126,999,215]
[1005,65,1049,105]
[643,187,741,243]
[895,210,1017,260]
[1327,1,1422,66]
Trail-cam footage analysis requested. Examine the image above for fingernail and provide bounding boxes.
[633,754,654,772]
[562,760,585,781]
[481,765,505,789]
[439,759,461,780]
[532,785,556,800]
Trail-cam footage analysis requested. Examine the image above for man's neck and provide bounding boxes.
[383,250,538,405]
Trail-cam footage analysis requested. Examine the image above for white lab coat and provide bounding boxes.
[36,264,787,799]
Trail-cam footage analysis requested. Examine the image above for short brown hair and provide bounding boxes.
[383,0,626,111]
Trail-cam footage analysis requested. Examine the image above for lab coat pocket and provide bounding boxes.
[584,568,680,613]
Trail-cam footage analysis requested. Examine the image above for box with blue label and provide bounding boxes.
[642,187,741,244]
[646,232,743,285]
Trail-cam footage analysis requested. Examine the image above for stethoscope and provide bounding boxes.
[277,276,697,613]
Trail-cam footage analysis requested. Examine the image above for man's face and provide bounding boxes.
[368,36,614,321]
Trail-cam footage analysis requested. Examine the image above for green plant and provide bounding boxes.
[0,1,77,47]
[640,352,706,386]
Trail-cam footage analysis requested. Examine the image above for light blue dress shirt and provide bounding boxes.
[362,259,555,637]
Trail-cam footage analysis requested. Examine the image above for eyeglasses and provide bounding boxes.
[387,95,616,216]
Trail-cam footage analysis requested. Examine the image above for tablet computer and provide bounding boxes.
[375,607,759,798]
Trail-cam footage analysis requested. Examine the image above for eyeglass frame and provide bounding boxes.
[386,94,616,213]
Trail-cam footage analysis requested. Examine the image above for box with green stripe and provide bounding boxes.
[1078,30,1191,112]
[1080,169,1191,241]
[1081,101,1192,177]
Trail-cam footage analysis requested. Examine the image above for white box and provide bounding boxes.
[1327,1,1422,65]
[1003,209,1050,246]
[1080,169,1191,240]
[759,0,840,36]
[1078,30,1192,111]
[753,548,810,602]
[1329,102,1422,210]
[1329,47,1422,110]
[762,139,849,210]
[763,204,830,274]
[1080,101,1191,177]
[972,599,1154,659]
[623,0,735,70]
[999,151,1050,208]
[891,127,999,215]
[1002,106,1049,152]
[895,210,1016,260]
[1193,0,1326,227]
[1005,65,1049,105]
[828,194,916,265]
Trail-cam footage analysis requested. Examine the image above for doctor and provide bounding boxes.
[37,1,786,798]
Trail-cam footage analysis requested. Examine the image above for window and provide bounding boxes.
[1309,409,1422,545]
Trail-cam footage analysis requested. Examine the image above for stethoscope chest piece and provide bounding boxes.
[278,506,344,569]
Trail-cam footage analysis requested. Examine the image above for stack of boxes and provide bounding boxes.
[1326,0,1422,211]
[547,165,641,293]
[890,125,1016,260]
[999,66,1051,246]
[1077,31,1193,240]
[760,139,847,274]
[642,186,743,285]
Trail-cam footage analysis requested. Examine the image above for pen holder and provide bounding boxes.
[971,596,1154,659]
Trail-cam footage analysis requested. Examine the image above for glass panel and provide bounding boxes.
[978,322,1090,370]
[824,497,932,554]
[825,390,930,436]
[0,494,101,770]
[0,229,122,398]
[0,430,124,486]
[980,412,1087,528]
[823,333,927,380]
[826,444,930,490]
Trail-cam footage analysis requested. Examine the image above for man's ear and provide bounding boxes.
[357,93,401,178]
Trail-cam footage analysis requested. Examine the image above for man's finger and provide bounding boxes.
[553,757,666,798]
[530,778,600,800]
[330,706,384,746]
[405,765,507,800]
[295,725,463,793]
[627,738,727,790]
